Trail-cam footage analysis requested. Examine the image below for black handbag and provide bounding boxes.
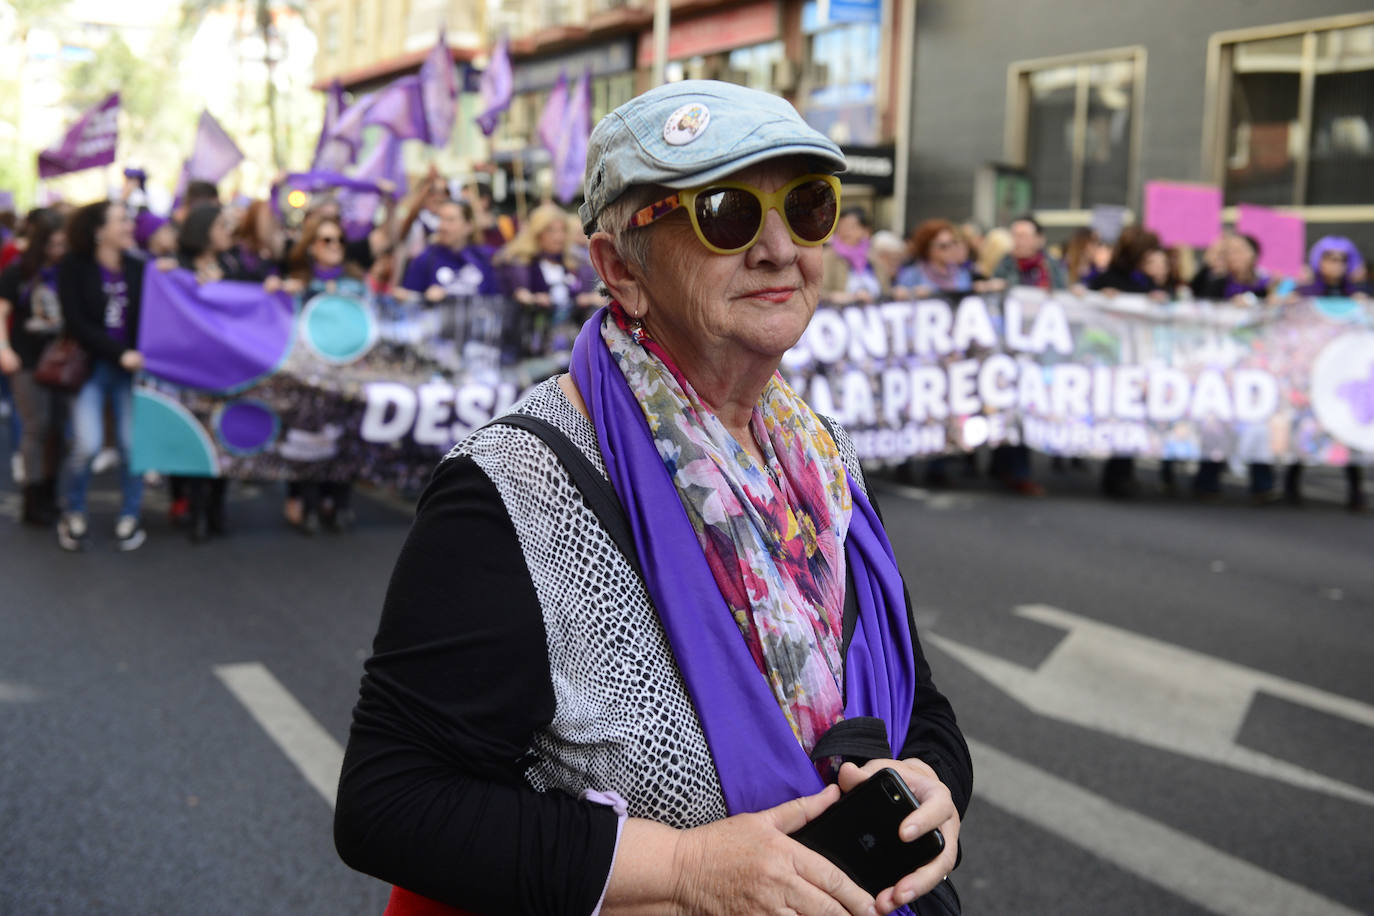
[33,337,91,392]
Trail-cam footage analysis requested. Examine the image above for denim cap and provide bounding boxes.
[578,80,846,235]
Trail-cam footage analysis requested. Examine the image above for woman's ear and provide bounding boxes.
[588,231,646,316]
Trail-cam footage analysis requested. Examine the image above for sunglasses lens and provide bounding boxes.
[785,179,838,243]
[695,188,763,252]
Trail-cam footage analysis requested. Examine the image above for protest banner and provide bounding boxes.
[36,93,120,179]
[1143,181,1222,249]
[132,275,1374,489]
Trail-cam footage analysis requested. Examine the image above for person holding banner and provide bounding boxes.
[494,203,597,356]
[282,213,365,534]
[0,208,66,525]
[55,201,148,552]
[337,80,969,916]
[399,199,500,302]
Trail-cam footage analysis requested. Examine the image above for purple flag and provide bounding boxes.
[536,69,569,155]
[341,132,407,241]
[475,36,512,136]
[551,69,592,203]
[312,80,350,172]
[328,91,373,162]
[185,110,244,184]
[363,76,430,143]
[419,28,459,149]
[37,92,120,179]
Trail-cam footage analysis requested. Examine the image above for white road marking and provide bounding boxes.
[0,680,41,702]
[970,738,1363,916]
[931,604,1374,806]
[214,662,344,808]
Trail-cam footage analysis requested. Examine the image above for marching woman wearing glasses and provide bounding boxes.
[337,82,970,916]
[281,214,366,533]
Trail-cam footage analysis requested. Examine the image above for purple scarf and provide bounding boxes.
[831,236,872,275]
[570,308,917,816]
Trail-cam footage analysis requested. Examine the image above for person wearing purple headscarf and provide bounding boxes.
[1297,236,1370,298]
[336,81,969,916]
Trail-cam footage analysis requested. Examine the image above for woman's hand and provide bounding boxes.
[263,276,283,294]
[119,349,145,372]
[670,784,876,916]
[282,277,305,296]
[424,284,447,303]
[836,760,959,914]
[0,344,19,375]
[155,257,178,272]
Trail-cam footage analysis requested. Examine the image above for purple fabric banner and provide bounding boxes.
[475,36,512,136]
[419,28,459,149]
[138,262,295,392]
[37,92,120,179]
[362,75,430,143]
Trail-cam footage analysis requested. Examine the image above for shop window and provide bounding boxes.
[1009,50,1142,211]
[798,1,880,145]
[1213,17,1374,206]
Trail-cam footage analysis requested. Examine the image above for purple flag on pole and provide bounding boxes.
[419,28,459,150]
[363,76,430,143]
[37,92,120,179]
[475,36,512,136]
[312,80,350,172]
[185,110,245,184]
[536,69,569,155]
[340,132,408,241]
[550,69,591,203]
[328,91,374,162]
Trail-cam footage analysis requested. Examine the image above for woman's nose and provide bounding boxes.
[744,207,798,268]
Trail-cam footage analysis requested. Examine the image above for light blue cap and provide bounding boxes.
[578,80,846,235]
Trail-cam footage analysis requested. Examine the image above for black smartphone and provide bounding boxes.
[788,767,945,896]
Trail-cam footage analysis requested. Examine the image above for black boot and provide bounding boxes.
[1283,464,1303,505]
[206,479,228,535]
[21,484,56,526]
[189,480,211,544]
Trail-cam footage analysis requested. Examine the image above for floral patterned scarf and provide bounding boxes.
[601,305,852,754]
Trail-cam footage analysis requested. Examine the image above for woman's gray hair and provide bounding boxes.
[596,183,670,275]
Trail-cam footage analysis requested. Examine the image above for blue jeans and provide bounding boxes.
[63,359,143,517]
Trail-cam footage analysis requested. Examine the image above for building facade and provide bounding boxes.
[308,0,906,222]
[905,0,1374,251]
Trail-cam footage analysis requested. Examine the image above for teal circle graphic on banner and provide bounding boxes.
[214,400,279,456]
[1313,297,1367,323]
[301,293,376,364]
[130,389,219,477]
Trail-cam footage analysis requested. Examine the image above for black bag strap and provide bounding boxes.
[489,413,645,581]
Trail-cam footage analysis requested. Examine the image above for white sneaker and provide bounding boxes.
[10,452,23,485]
[114,515,146,552]
[58,512,88,552]
[92,447,120,475]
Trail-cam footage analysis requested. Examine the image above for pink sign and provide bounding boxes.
[1143,181,1222,249]
[1236,204,1306,279]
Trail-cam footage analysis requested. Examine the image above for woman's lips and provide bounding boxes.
[740,287,798,302]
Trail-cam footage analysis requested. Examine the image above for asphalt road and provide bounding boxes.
[2,442,1370,915]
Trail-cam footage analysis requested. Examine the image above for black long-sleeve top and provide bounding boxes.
[56,250,147,364]
[335,391,972,915]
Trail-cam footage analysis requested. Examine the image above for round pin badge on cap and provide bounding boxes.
[663,103,711,146]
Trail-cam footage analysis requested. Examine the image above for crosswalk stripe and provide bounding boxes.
[214,662,344,809]
[969,738,1362,916]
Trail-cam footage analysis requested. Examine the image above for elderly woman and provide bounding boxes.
[336,81,971,916]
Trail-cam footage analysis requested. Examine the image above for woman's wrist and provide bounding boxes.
[600,818,695,915]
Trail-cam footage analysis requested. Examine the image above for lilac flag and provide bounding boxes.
[475,36,512,136]
[419,28,459,149]
[536,69,569,155]
[341,132,407,241]
[551,69,592,203]
[363,76,430,143]
[328,91,374,162]
[185,110,245,184]
[311,80,349,172]
[37,92,120,179]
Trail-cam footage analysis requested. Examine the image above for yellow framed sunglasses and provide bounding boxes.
[627,173,842,255]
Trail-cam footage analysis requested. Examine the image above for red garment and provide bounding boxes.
[383,886,474,916]
[1015,253,1051,290]
[0,239,23,270]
